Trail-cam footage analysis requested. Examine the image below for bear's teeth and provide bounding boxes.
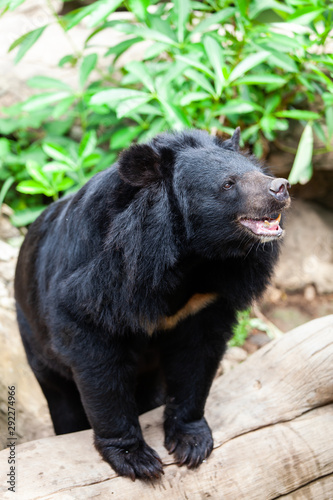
[239,214,282,239]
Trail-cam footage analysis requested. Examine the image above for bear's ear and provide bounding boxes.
[118,144,162,187]
[221,127,241,152]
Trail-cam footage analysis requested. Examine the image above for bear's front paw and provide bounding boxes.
[164,417,213,469]
[95,435,164,481]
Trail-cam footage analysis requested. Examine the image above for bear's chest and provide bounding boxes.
[144,292,219,336]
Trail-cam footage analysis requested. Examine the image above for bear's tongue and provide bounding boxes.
[240,214,282,237]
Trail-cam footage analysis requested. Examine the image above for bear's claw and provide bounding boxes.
[96,437,164,481]
[164,417,213,469]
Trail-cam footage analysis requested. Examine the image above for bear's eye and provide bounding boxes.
[223,181,234,190]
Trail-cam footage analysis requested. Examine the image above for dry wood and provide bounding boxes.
[1,315,333,500]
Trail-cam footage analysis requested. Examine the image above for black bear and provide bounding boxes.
[15,128,290,480]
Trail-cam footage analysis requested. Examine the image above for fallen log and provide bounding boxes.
[1,315,333,500]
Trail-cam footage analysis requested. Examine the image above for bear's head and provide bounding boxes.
[118,129,290,259]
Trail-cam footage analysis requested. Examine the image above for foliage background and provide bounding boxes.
[0,0,332,226]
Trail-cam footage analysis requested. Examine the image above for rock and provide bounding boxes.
[263,285,284,304]
[0,210,53,449]
[0,206,20,240]
[0,0,142,112]
[0,240,19,262]
[0,306,54,450]
[246,332,271,348]
[0,279,8,298]
[0,260,16,285]
[220,346,248,374]
[0,297,15,310]
[274,200,333,293]
[224,346,248,363]
[304,284,316,302]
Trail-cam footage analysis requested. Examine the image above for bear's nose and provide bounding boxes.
[269,178,290,201]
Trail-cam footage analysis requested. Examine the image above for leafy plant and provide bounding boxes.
[229,308,281,347]
[1,0,332,225]
[229,310,253,348]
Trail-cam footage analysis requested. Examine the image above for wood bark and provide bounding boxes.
[1,315,333,500]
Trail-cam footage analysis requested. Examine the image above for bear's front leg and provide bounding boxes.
[69,333,164,481]
[160,301,234,468]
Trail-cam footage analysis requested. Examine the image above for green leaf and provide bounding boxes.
[235,74,287,86]
[158,61,187,89]
[27,76,72,91]
[203,36,225,96]
[26,160,50,187]
[175,0,190,43]
[288,123,313,185]
[266,52,298,72]
[229,51,269,82]
[42,143,75,166]
[236,0,247,18]
[258,32,302,52]
[78,130,97,158]
[249,0,294,19]
[11,206,45,227]
[184,68,216,96]
[4,0,25,10]
[288,7,323,25]
[230,309,251,347]
[114,23,179,47]
[88,0,123,27]
[54,177,75,192]
[79,53,98,88]
[148,16,178,42]
[110,126,142,149]
[22,91,71,111]
[191,8,235,35]
[9,25,47,64]
[215,100,257,116]
[58,54,77,67]
[82,153,102,168]
[180,92,211,106]
[129,103,162,116]
[125,61,155,92]
[42,162,70,173]
[313,122,326,144]
[52,96,76,119]
[64,4,96,30]
[84,20,121,44]
[176,55,215,79]
[308,65,333,89]
[144,42,169,60]
[116,96,152,118]
[158,98,190,130]
[45,118,74,137]
[265,95,280,114]
[325,106,333,140]
[90,88,150,106]
[0,137,10,157]
[275,110,321,120]
[104,37,142,58]
[241,124,260,142]
[128,0,150,21]
[0,176,15,208]
[16,180,53,196]
[138,117,166,142]
[322,92,333,106]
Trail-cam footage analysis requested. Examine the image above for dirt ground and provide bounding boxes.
[261,289,333,333]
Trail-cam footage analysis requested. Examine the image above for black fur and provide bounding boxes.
[15,129,289,480]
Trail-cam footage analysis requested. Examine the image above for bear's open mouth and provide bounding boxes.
[239,214,283,240]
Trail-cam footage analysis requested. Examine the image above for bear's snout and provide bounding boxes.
[269,178,290,202]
